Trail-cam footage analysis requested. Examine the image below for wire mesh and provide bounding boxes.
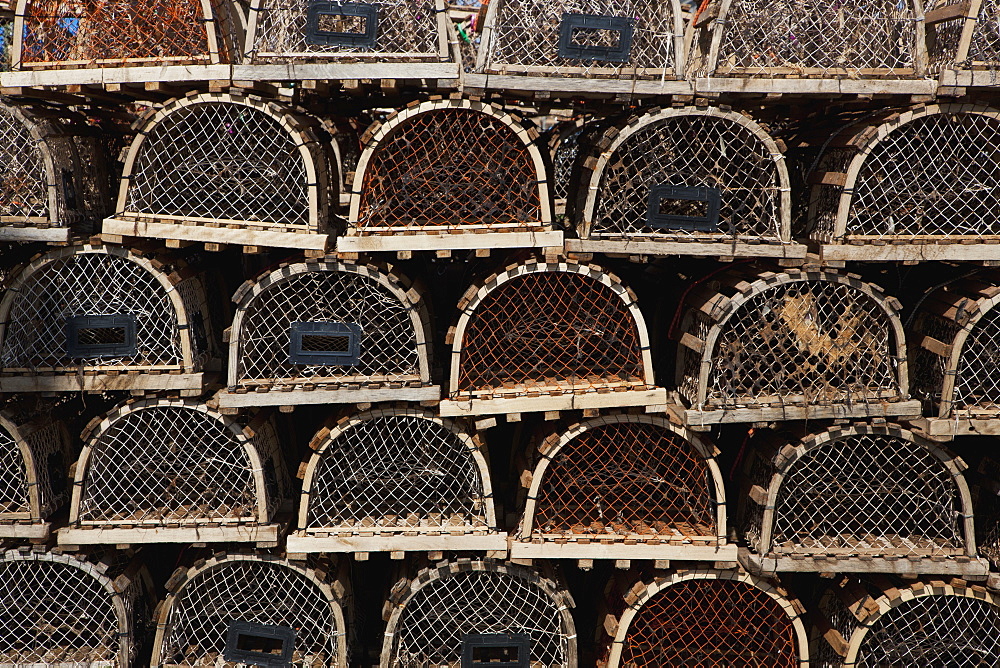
[23,420,68,518]
[911,309,961,408]
[483,0,678,77]
[456,269,645,395]
[0,18,11,71]
[355,107,543,232]
[586,111,786,241]
[235,266,422,388]
[969,0,1000,64]
[123,100,319,230]
[549,122,588,208]
[975,458,1000,565]
[529,420,717,541]
[0,104,49,221]
[952,306,1000,412]
[1,250,183,371]
[924,0,966,68]
[0,424,28,515]
[305,413,489,532]
[159,557,342,666]
[389,567,569,667]
[618,579,799,667]
[709,0,918,76]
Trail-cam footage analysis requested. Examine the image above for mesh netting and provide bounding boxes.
[911,310,961,408]
[550,123,587,206]
[587,112,785,241]
[390,569,568,666]
[710,0,917,76]
[680,278,901,408]
[952,306,1000,411]
[19,0,215,66]
[0,105,48,221]
[857,594,1000,666]
[123,101,316,229]
[925,0,966,68]
[0,424,28,515]
[23,420,67,518]
[161,559,340,666]
[484,0,677,77]
[306,414,488,531]
[456,270,645,395]
[529,420,716,540]
[235,268,421,387]
[844,112,1000,240]
[976,458,1000,565]
[249,0,441,60]
[1,251,183,371]
[356,107,542,232]
[765,433,963,555]
[619,579,799,667]
[969,0,1000,64]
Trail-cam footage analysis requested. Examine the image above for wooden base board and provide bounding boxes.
[103,217,331,251]
[337,230,563,253]
[684,399,922,426]
[217,384,441,408]
[742,550,989,577]
[696,77,937,95]
[232,62,460,81]
[287,532,508,553]
[820,243,1000,262]
[58,523,280,545]
[0,522,50,539]
[464,73,693,96]
[565,238,807,259]
[0,226,70,242]
[440,388,668,417]
[908,416,1000,440]
[511,540,736,561]
[0,372,209,393]
[2,64,233,87]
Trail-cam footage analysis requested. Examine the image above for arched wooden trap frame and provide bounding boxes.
[806,103,1000,262]
[512,413,734,562]
[0,409,71,540]
[0,244,215,394]
[440,259,665,417]
[152,553,350,667]
[600,570,809,668]
[382,559,577,667]
[0,548,153,667]
[565,106,804,260]
[475,0,685,95]
[288,407,505,555]
[676,266,920,425]
[341,98,560,253]
[815,578,1000,666]
[217,259,438,409]
[12,0,241,70]
[103,93,336,252]
[740,423,986,576]
[59,399,289,547]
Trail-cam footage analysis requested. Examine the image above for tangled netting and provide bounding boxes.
[484,0,676,76]
[357,108,541,231]
[457,271,644,394]
[589,113,784,240]
[78,406,281,524]
[952,306,1000,411]
[250,0,440,59]
[845,112,1000,239]
[19,0,214,65]
[618,579,799,667]
[123,102,313,228]
[161,559,340,666]
[530,421,716,540]
[236,269,420,387]
[680,279,900,407]
[390,570,568,666]
[710,0,916,75]
[306,414,488,531]
[0,106,48,220]
[1,252,182,370]
[857,595,1000,666]
[763,434,963,555]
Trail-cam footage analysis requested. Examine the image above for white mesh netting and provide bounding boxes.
[0,105,49,221]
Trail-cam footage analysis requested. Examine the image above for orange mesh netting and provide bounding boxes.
[357,108,542,231]
[531,421,716,540]
[619,579,799,667]
[456,271,644,394]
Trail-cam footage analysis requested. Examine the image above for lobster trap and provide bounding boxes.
[566,106,802,259]
[342,98,560,253]
[440,259,665,417]
[806,103,1000,261]
[921,0,1000,72]
[289,407,504,554]
[152,553,350,667]
[740,423,985,576]
[382,559,577,667]
[601,570,808,668]
[219,260,438,409]
[676,266,920,424]
[103,92,336,252]
[513,413,733,562]
[12,0,240,70]
[0,548,153,667]
[0,244,215,394]
[61,399,288,546]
